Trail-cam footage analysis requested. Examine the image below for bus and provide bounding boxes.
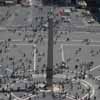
[0,0,17,5]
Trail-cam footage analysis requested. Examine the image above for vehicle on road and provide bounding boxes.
[88,18,95,24]
[0,0,17,5]
[20,0,32,7]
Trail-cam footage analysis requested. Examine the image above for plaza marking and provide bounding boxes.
[0,39,22,42]
[61,44,64,62]
[56,30,100,35]
[62,42,100,97]
[11,43,36,73]
[0,41,99,100]
[60,43,100,62]
[44,38,100,43]
[60,42,100,65]
[64,39,100,43]
[11,75,95,100]
[90,65,100,72]
[7,42,37,100]
[61,43,95,100]
[0,41,36,74]
[11,92,24,100]
[95,75,100,80]
[10,43,36,46]
[0,26,100,35]
[0,40,98,100]
[1,38,100,45]
[71,31,100,35]
[33,47,36,72]
[0,27,7,31]
[63,43,100,46]
[81,80,95,99]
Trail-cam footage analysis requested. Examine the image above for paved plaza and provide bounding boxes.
[0,0,100,100]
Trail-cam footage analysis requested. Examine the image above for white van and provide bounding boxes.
[64,8,71,16]
[21,0,32,7]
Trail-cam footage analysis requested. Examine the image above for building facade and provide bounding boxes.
[42,0,79,6]
[86,0,100,7]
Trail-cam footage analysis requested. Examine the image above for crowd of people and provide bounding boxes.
[0,2,99,100]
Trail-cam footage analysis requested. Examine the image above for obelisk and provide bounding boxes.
[46,16,53,87]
